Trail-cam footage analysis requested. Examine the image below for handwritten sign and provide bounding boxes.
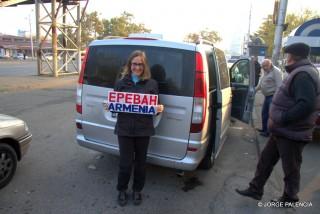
[107,91,158,115]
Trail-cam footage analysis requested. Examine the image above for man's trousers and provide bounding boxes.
[249,135,306,200]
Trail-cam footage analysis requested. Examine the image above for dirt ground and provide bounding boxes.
[0,75,78,92]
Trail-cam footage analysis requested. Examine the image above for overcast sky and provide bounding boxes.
[0,0,318,53]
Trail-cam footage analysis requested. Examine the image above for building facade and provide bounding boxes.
[0,34,35,58]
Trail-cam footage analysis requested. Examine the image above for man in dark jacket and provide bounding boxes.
[235,43,320,205]
[253,56,261,87]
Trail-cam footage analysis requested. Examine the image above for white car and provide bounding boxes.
[0,114,32,189]
[14,53,24,60]
[43,53,61,61]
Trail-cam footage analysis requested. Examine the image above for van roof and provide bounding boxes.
[89,38,199,51]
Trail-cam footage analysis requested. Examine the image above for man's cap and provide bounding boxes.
[283,43,310,58]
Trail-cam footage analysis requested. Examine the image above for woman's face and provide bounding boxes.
[131,56,144,77]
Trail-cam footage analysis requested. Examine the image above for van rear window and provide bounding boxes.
[83,45,195,96]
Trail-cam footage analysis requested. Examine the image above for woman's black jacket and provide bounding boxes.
[113,75,159,137]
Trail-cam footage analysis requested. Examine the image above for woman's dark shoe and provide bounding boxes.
[117,191,128,207]
[235,188,262,200]
[133,191,142,205]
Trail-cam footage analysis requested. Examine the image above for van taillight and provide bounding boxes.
[76,84,82,114]
[190,52,207,133]
[76,48,89,114]
[78,47,89,84]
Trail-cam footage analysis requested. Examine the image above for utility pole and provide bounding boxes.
[244,2,252,57]
[28,10,34,59]
[247,2,252,43]
[35,0,41,75]
[52,0,58,77]
[271,0,288,66]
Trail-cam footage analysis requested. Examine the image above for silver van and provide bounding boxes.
[76,35,255,171]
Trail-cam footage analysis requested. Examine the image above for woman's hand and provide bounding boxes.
[103,101,109,111]
[157,104,164,113]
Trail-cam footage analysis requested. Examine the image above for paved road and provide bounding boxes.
[0,61,319,214]
[0,59,79,77]
[0,60,77,92]
[0,86,270,214]
[0,60,37,76]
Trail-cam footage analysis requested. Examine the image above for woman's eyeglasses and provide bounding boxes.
[131,62,144,67]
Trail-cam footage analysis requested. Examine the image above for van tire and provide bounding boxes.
[198,152,215,170]
[198,140,215,170]
[0,143,18,189]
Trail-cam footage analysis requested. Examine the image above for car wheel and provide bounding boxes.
[198,140,215,170]
[0,144,17,189]
[198,151,215,170]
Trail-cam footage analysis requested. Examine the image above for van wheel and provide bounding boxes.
[198,150,215,170]
[0,144,17,189]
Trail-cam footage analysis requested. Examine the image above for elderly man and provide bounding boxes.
[255,59,282,137]
[236,43,320,206]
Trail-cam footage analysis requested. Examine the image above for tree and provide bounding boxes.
[58,28,77,49]
[284,9,319,37]
[255,9,319,56]
[102,12,151,37]
[184,29,222,44]
[254,15,275,57]
[81,12,104,46]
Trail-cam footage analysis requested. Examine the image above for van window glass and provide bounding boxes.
[84,45,195,96]
[230,60,250,85]
[206,50,217,91]
[216,49,230,89]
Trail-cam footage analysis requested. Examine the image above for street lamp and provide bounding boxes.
[25,9,34,59]
[29,10,34,59]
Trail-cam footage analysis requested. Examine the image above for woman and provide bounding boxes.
[113,50,164,206]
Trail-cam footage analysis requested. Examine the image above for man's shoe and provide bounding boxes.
[133,191,142,205]
[235,188,262,200]
[255,128,264,132]
[259,132,270,137]
[117,191,128,207]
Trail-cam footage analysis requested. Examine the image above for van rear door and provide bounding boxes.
[229,58,255,123]
[81,44,195,160]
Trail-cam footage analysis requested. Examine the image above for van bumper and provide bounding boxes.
[76,134,206,171]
